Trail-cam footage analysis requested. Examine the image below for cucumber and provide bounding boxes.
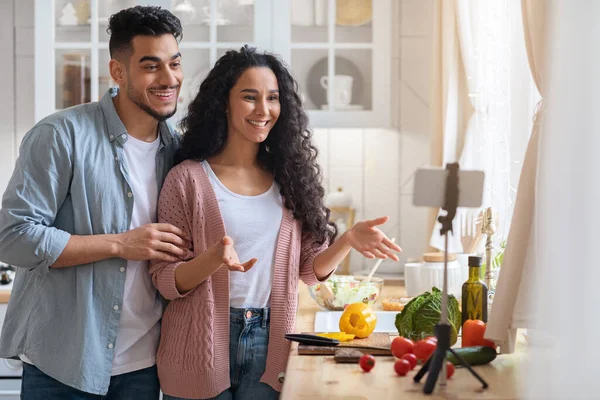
[446,346,497,366]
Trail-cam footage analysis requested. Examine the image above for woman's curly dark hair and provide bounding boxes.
[177,45,336,244]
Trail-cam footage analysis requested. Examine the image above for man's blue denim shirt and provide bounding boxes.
[0,88,180,394]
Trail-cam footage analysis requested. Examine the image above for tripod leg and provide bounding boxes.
[447,348,489,389]
[413,356,431,383]
[423,344,446,394]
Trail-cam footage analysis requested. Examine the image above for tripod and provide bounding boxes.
[413,163,489,394]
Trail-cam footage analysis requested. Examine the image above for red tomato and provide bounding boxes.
[400,353,418,369]
[394,359,412,376]
[359,354,376,372]
[446,361,455,379]
[391,337,414,358]
[425,336,438,344]
[413,339,437,362]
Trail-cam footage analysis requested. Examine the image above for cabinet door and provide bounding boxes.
[272,0,391,128]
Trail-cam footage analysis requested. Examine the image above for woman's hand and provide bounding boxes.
[216,236,257,272]
[343,216,402,261]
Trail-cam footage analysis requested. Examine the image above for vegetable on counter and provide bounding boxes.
[400,353,417,369]
[359,354,376,372]
[394,359,411,376]
[446,346,497,366]
[446,362,455,379]
[316,332,356,342]
[339,303,377,339]
[462,319,496,348]
[391,337,414,358]
[394,287,462,346]
[413,339,437,362]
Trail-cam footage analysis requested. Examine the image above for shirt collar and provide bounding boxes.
[99,87,174,147]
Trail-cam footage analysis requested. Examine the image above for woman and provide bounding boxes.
[150,46,402,400]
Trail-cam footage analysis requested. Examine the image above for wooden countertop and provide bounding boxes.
[282,281,527,400]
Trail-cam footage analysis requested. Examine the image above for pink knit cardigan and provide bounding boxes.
[149,160,329,399]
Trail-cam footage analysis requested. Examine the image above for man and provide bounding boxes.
[0,6,186,399]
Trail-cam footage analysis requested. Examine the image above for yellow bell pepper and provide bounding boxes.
[316,332,356,342]
[338,303,377,339]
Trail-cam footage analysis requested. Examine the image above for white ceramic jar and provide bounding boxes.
[420,252,463,299]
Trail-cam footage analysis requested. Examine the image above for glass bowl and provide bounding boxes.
[308,275,384,311]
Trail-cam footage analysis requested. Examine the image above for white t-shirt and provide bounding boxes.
[111,134,163,376]
[202,161,283,308]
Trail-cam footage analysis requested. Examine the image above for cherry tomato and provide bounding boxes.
[400,353,418,369]
[394,359,412,376]
[413,339,437,362]
[391,337,414,358]
[359,354,376,372]
[425,336,438,344]
[446,361,455,379]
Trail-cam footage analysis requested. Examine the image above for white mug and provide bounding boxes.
[320,74,353,107]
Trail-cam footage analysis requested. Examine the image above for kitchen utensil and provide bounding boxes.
[365,238,396,283]
[285,333,339,346]
[320,74,353,107]
[307,56,363,109]
[292,332,392,355]
[307,275,383,311]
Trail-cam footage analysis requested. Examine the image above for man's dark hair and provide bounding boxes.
[107,6,182,59]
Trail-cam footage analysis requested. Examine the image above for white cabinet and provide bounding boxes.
[35,0,391,128]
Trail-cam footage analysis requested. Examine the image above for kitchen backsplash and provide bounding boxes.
[313,127,430,275]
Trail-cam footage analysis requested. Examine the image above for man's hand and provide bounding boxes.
[216,236,257,272]
[116,223,190,262]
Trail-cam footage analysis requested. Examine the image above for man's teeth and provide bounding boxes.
[248,120,268,127]
[150,91,173,98]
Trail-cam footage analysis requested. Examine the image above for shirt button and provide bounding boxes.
[109,135,114,140]
[121,134,126,139]
[120,267,125,272]
[278,372,285,383]
[127,192,133,198]
[113,305,119,311]
[107,343,114,349]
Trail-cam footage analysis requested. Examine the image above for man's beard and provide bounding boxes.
[127,85,178,122]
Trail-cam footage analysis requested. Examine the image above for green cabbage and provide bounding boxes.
[394,287,462,346]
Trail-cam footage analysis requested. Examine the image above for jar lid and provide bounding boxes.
[423,252,457,262]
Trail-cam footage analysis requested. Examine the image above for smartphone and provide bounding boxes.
[413,167,485,208]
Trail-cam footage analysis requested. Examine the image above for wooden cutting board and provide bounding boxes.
[297,332,392,356]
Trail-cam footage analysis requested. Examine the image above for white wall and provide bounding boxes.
[0,0,16,196]
[0,0,435,277]
[0,0,35,196]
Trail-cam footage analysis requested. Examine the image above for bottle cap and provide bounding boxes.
[468,256,482,267]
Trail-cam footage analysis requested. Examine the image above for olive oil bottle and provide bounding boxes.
[461,256,488,326]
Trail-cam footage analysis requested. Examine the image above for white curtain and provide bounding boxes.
[430,0,514,254]
[524,2,600,398]
[485,0,548,351]
[428,0,470,253]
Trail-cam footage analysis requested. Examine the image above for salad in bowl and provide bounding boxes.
[308,275,383,311]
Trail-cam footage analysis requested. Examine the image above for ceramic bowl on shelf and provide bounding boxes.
[308,275,383,311]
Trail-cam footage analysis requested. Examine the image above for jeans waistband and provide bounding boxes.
[230,307,270,328]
